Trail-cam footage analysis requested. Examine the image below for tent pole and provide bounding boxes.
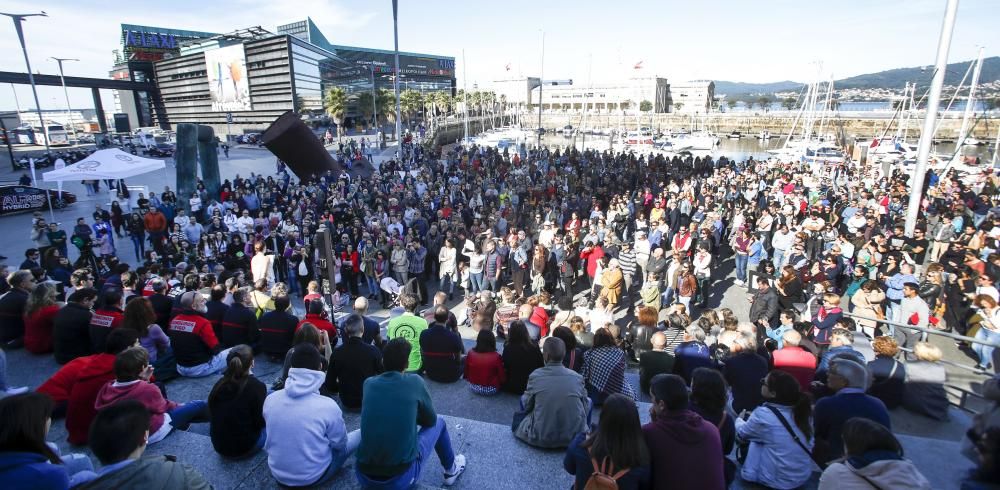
[46,185,55,223]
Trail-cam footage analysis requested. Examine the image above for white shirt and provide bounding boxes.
[236,216,255,235]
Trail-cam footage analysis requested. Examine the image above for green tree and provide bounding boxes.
[323,87,348,136]
[399,89,424,125]
[356,92,375,127]
[744,99,755,111]
[672,102,684,113]
[376,89,396,125]
[758,96,772,112]
[782,97,797,111]
[640,100,653,112]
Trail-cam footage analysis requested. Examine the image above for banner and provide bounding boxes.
[205,45,252,112]
[0,186,72,216]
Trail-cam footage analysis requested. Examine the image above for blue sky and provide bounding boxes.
[0,0,996,111]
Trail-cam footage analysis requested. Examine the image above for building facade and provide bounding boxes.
[524,78,672,114]
[669,80,715,114]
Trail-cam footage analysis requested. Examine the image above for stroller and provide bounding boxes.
[379,277,401,308]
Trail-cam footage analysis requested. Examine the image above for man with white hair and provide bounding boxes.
[351,296,384,345]
[168,291,232,377]
[326,314,383,410]
[813,358,891,463]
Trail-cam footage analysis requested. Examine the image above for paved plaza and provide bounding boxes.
[0,143,981,489]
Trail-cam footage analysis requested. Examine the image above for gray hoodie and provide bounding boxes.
[263,367,347,487]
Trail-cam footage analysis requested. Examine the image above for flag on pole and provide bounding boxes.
[870,138,879,148]
[634,61,643,70]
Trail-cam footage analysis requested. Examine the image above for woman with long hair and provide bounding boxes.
[0,392,93,487]
[463,329,506,395]
[121,297,173,380]
[552,326,584,373]
[582,327,636,405]
[776,265,804,310]
[736,369,814,489]
[273,324,330,390]
[563,393,651,489]
[501,321,544,395]
[23,283,60,354]
[208,345,267,458]
[850,280,886,338]
[689,368,736,484]
[818,418,931,489]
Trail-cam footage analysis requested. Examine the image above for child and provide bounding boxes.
[94,347,208,444]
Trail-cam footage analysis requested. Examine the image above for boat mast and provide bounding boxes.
[942,45,984,172]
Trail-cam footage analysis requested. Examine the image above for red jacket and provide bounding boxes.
[579,246,605,278]
[463,350,506,388]
[341,250,360,274]
[36,353,117,445]
[168,313,220,367]
[24,304,60,354]
[95,380,178,435]
[297,314,338,345]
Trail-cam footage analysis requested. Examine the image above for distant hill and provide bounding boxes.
[835,56,1000,90]
[714,56,1000,95]
[714,80,803,96]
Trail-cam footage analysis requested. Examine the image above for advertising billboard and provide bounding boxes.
[0,186,75,216]
[205,45,252,112]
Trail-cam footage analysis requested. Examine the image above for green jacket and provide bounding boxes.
[356,371,437,477]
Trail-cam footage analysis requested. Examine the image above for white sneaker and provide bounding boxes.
[1,386,28,396]
[443,454,467,486]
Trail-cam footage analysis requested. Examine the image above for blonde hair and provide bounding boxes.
[913,342,943,362]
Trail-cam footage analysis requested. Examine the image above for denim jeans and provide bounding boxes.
[0,348,9,390]
[469,272,483,293]
[355,417,455,489]
[308,430,361,486]
[439,273,454,295]
[168,400,209,430]
[177,348,233,377]
[974,327,1000,369]
[772,249,786,269]
[366,275,380,296]
[735,253,748,283]
[131,235,145,262]
[484,276,498,292]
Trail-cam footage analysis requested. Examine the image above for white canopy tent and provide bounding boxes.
[42,149,166,182]
[39,149,167,222]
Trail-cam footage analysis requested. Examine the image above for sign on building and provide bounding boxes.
[205,45,252,112]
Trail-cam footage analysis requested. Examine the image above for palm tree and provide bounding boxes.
[782,97,797,111]
[640,100,653,112]
[356,92,375,129]
[673,102,684,113]
[323,87,348,138]
[745,99,755,111]
[399,89,423,127]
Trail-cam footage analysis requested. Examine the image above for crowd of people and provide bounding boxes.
[0,133,998,489]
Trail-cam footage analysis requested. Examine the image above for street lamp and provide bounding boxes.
[1,11,50,156]
[391,0,402,143]
[369,65,378,133]
[50,57,79,143]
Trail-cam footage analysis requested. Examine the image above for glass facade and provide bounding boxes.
[290,40,339,113]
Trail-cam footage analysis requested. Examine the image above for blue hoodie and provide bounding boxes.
[263,367,347,487]
[0,451,69,490]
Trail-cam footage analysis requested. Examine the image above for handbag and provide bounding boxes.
[764,405,825,468]
[298,260,308,276]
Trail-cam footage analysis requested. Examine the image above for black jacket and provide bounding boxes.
[208,376,267,457]
[148,293,173,330]
[53,303,94,364]
[205,300,230,339]
[325,336,383,409]
[220,303,259,348]
[501,342,544,395]
[0,288,28,342]
[419,323,464,383]
[722,351,769,413]
[257,310,298,357]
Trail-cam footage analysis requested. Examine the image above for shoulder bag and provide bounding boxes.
[764,405,825,468]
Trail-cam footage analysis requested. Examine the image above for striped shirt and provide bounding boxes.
[618,249,637,277]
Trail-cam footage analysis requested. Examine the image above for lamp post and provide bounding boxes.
[1,11,50,155]
[537,30,545,149]
[391,0,402,143]
[369,65,378,133]
[50,57,79,144]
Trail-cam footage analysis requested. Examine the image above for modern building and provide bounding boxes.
[276,18,455,122]
[108,19,453,137]
[110,24,221,131]
[669,80,715,114]
[525,78,672,114]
